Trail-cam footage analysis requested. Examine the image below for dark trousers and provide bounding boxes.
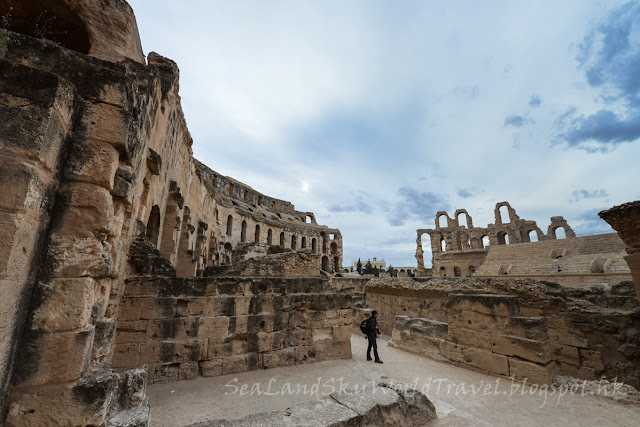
[366,334,380,361]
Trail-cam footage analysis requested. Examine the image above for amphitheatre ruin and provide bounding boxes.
[1,1,639,426]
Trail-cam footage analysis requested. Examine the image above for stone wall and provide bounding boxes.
[415,202,630,286]
[113,276,352,383]
[365,278,640,388]
[0,1,344,423]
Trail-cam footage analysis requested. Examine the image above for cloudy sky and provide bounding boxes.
[129,0,640,267]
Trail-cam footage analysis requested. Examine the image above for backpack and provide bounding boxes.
[360,318,370,335]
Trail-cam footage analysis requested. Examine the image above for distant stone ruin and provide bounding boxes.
[416,202,631,287]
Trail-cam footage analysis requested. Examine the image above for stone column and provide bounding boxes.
[599,201,640,299]
[415,233,425,276]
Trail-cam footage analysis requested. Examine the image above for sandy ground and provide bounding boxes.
[147,334,640,426]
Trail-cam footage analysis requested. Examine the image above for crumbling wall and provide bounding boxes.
[364,278,640,387]
[205,250,322,278]
[113,276,352,383]
[416,202,630,286]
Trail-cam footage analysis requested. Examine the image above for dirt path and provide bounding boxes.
[147,334,640,426]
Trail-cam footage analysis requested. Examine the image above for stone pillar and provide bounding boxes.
[415,233,425,276]
[599,201,640,299]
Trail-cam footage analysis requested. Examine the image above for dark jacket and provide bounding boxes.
[366,316,379,337]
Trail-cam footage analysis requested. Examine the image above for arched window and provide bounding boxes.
[438,215,448,228]
[454,266,462,277]
[322,256,330,271]
[255,224,260,243]
[330,242,338,254]
[554,227,566,239]
[499,206,509,224]
[226,215,233,236]
[528,230,538,242]
[291,234,297,249]
[312,238,317,253]
[439,266,447,277]
[441,237,446,252]
[469,266,476,275]
[224,242,232,251]
[497,231,509,245]
[482,236,490,248]
[457,212,467,228]
[146,205,161,247]
[267,229,273,245]
[280,232,285,246]
[241,220,247,242]
[301,237,307,248]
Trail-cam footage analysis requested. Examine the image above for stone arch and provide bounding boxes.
[528,229,539,242]
[469,266,476,275]
[312,238,317,253]
[301,236,307,248]
[439,266,447,277]
[280,232,285,246]
[146,205,161,247]
[436,212,449,228]
[254,224,260,244]
[4,0,91,54]
[291,234,297,250]
[482,235,490,248]
[497,231,509,245]
[553,227,566,239]
[241,220,247,242]
[224,242,232,251]
[267,229,273,245]
[440,237,446,252]
[455,209,473,228]
[330,242,338,254]
[226,215,233,236]
[322,256,330,271]
[454,266,462,277]
[494,202,518,225]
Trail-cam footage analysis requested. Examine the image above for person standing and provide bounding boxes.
[365,310,383,363]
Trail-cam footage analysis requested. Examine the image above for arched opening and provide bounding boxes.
[254,224,260,244]
[438,214,448,228]
[322,256,330,271]
[469,266,476,275]
[301,236,307,249]
[554,227,566,239]
[291,234,297,250]
[499,205,509,224]
[226,215,233,236]
[454,266,462,277]
[2,1,91,54]
[330,242,338,254]
[306,215,312,224]
[240,220,247,242]
[312,238,317,253]
[440,237,446,252]
[228,183,235,196]
[146,205,161,247]
[280,232,285,246]
[457,212,467,228]
[528,230,538,242]
[334,257,340,272]
[497,231,509,245]
[400,269,405,273]
[482,236,490,248]
[439,266,447,277]
[224,242,232,251]
[244,189,249,201]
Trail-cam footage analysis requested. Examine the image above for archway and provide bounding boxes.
[280,232,285,246]
[322,256,330,271]
[469,266,476,275]
[528,230,538,242]
[438,214,448,228]
[267,229,273,245]
[226,215,233,236]
[497,231,509,245]
[146,205,161,247]
[554,227,566,239]
[482,235,490,248]
[441,237,446,252]
[330,242,338,254]
[454,266,462,277]
[499,206,509,224]
[439,266,447,277]
[254,225,260,244]
[291,234,297,250]
[241,220,247,242]
[457,212,468,228]
[312,238,317,253]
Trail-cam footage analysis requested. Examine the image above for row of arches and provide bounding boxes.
[321,255,341,272]
[439,265,476,278]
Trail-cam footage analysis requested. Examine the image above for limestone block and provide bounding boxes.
[211,296,235,317]
[0,212,41,278]
[312,339,352,361]
[198,317,230,338]
[64,139,119,190]
[448,326,492,349]
[31,278,95,332]
[262,347,297,369]
[0,161,48,214]
[77,102,130,152]
[91,318,116,361]
[549,344,580,365]
[333,325,352,342]
[462,346,510,376]
[509,359,557,385]
[506,316,548,341]
[490,334,549,364]
[222,354,248,375]
[46,234,113,278]
[145,317,199,341]
[230,316,249,334]
[559,362,598,380]
[445,294,520,317]
[139,298,177,319]
[160,339,207,363]
[580,349,604,371]
[179,361,198,381]
[112,343,142,368]
[54,182,115,236]
[440,341,466,364]
[117,298,142,321]
[14,327,95,387]
[234,296,251,316]
[200,359,222,377]
[447,309,510,332]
